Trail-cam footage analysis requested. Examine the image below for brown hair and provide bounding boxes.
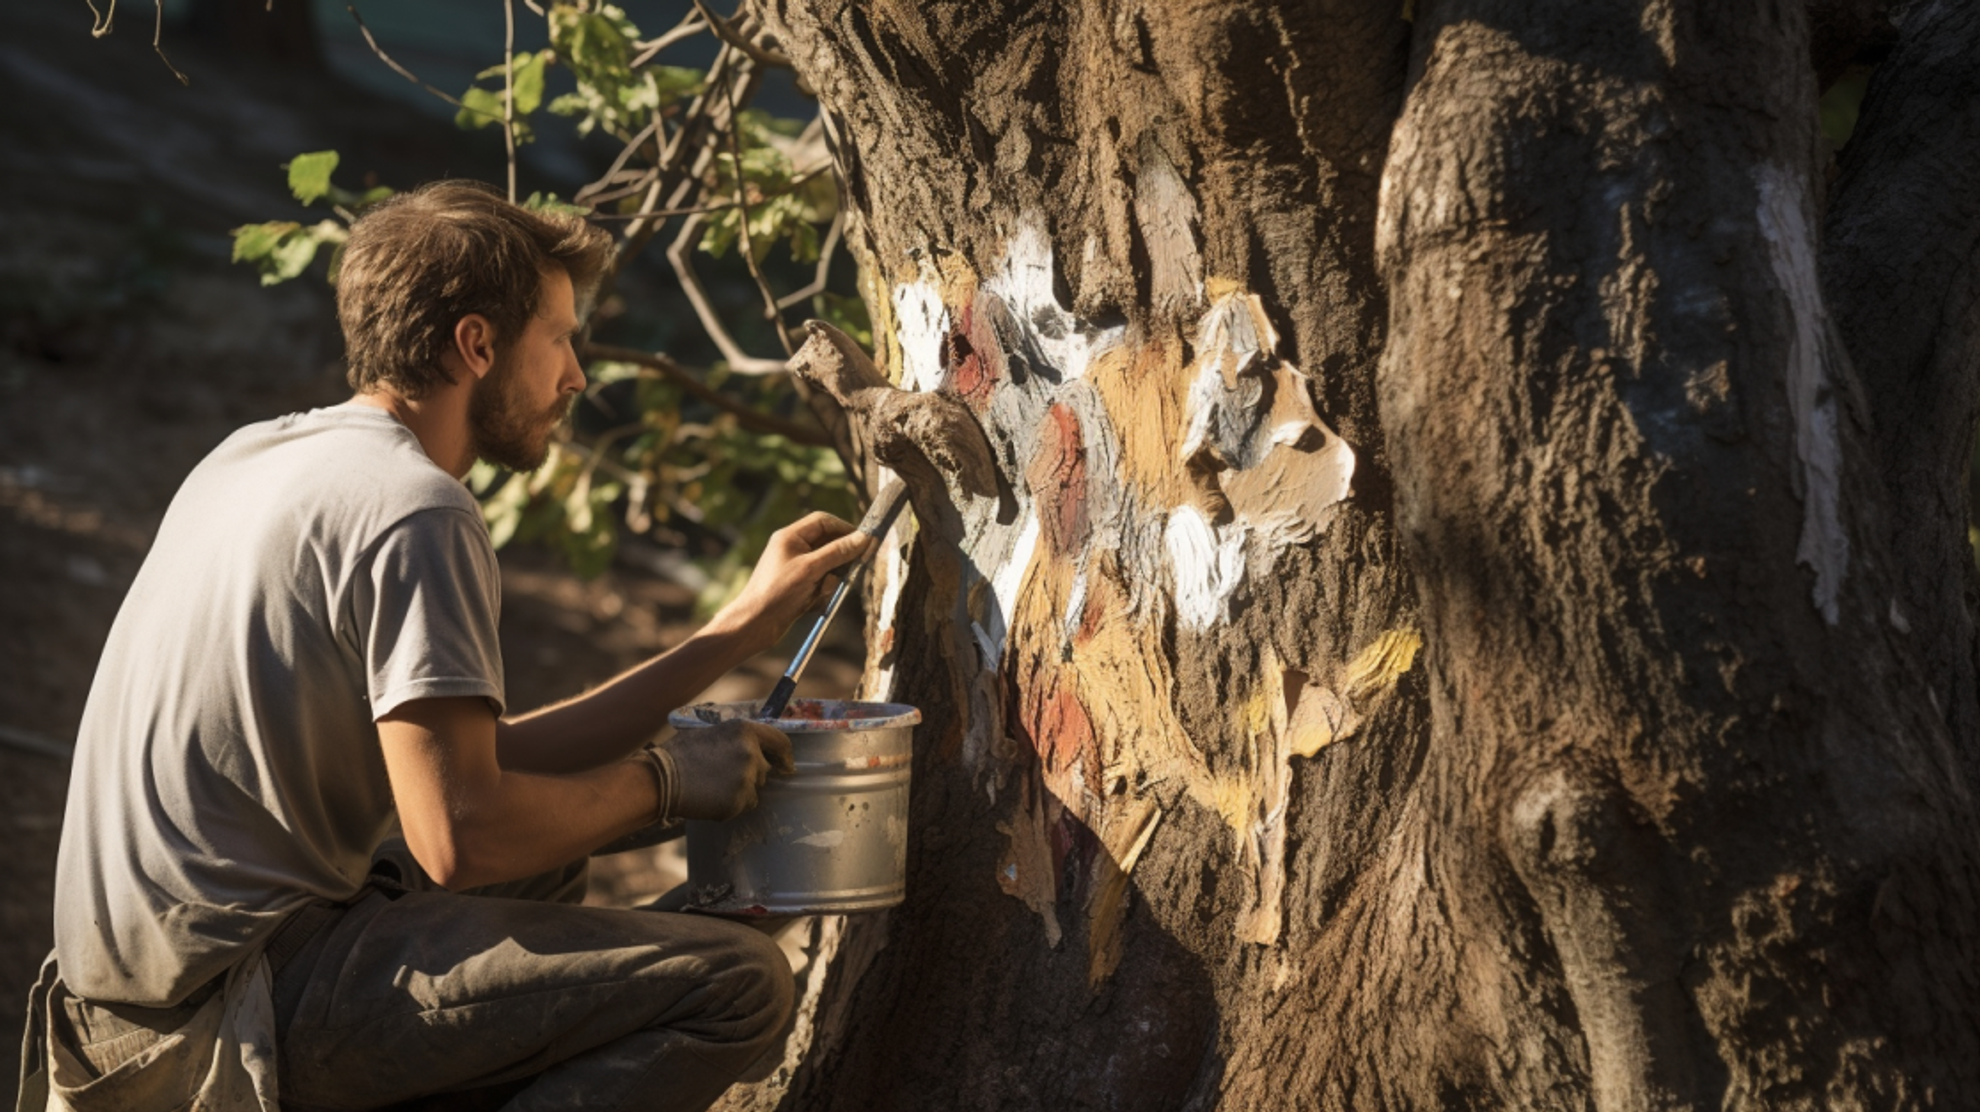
[336,180,613,398]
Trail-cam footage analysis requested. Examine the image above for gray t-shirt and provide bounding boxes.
[54,404,505,1006]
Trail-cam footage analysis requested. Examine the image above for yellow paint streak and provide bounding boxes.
[1085,801,1163,987]
[1344,628,1423,703]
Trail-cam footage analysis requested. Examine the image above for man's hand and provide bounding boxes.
[715,512,873,650]
[662,719,796,821]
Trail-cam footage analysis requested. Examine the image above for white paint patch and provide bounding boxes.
[1061,566,1090,652]
[1164,504,1247,630]
[890,277,950,392]
[794,830,845,848]
[863,467,910,700]
[984,510,1040,661]
[983,218,1125,381]
[1755,164,1847,624]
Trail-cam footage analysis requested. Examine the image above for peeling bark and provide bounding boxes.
[722,0,1980,1108]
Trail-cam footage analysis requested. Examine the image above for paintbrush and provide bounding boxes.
[757,481,910,720]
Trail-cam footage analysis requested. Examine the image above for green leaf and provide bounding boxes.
[814,292,873,351]
[231,221,300,264]
[513,50,548,116]
[455,86,506,132]
[522,191,593,217]
[699,209,741,259]
[230,220,346,287]
[285,151,340,206]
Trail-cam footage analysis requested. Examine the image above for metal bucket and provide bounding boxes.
[669,698,919,916]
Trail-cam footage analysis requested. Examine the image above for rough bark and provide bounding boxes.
[721,0,1980,1108]
[1376,1,1980,1106]
[1822,0,1980,795]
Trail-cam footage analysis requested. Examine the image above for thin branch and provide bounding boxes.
[630,13,709,69]
[689,0,791,68]
[723,70,794,355]
[152,0,188,85]
[346,6,506,123]
[578,169,661,208]
[576,118,663,203]
[503,0,517,203]
[86,0,115,37]
[666,213,792,375]
[583,342,825,443]
[777,209,842,309]
[584,162,830,220]
[611,47,751,284]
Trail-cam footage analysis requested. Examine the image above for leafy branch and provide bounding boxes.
[228,0,868,608]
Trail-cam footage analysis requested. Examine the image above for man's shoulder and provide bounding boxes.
[204,405,481,524]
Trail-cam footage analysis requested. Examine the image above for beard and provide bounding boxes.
[469,353,571,472]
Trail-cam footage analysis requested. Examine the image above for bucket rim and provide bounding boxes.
[670,697,922,733]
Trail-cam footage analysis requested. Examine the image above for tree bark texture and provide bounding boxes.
[725,1,1980,1109]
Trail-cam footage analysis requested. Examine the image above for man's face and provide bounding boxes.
[469,268,586,472]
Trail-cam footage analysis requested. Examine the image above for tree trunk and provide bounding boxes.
[727,1,1980,1108]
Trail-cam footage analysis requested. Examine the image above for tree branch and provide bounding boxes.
[690,0,792,68]
[346,5,506,123]
[722,67,795,355]
[151,0,188,86]
[778,209,843,309]
[582,342,827,445]
[665,212,792,375]
[503,0,517,203]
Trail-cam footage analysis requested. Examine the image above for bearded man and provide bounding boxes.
[20,181,865,1112]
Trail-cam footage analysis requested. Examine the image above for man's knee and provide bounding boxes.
[708,921,796,1053]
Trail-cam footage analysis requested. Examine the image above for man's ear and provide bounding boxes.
[451,314,499,382]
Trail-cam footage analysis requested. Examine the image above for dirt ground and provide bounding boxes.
[0,6,858,1088]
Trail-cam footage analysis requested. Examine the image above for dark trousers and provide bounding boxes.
[59,853,793,1112]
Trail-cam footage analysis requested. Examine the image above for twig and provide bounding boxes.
[610,47,752,286]
[666,213,792,375]
[86,0,115,37]
[504,0,517,202]
[778,209,842,309]
[585,162,831,220]
[630,13,709,69]
[722,70,794,355]
[583,342,826,443]
[689,0,791,68]
[152,0,188,85]
[576,118,663,203]
[346,6,506,123]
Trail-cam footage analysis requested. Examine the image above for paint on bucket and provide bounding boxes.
[669,699,920,916]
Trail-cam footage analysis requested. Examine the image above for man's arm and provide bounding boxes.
[493,511,874,774]
[380,696,792,890]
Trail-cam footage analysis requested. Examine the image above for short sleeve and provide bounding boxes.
[353,507,506,720]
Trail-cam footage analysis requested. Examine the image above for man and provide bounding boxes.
[20,181,867,1111]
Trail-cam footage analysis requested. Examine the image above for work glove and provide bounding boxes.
[643,718,795,822]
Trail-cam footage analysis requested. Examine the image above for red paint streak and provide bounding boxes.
[1027,402,1090,556]
[1019,671,1095,783]
[944,296,1006,410]
[1073,567,1112,647]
